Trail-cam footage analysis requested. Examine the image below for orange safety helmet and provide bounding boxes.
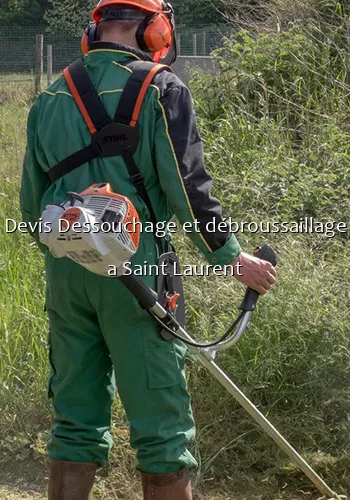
[82,0,177,64]
[93,0,166,20]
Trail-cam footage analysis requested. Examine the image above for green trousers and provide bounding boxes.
[45,233,197,474]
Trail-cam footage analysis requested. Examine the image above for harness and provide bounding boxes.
[48,57,184,335]
[48,57,173,231]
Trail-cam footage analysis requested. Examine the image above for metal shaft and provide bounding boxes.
[194,348,339,499]
[151,302,340,500]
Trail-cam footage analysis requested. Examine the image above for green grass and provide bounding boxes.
[184,8,350,495]
[1,11,350,497]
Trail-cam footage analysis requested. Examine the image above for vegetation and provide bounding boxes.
[0,0,48,26]
[0,0,224,30]
[0,0,350,498]
[185,3,350,494]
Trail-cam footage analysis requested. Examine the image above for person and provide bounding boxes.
[20,1,276,498]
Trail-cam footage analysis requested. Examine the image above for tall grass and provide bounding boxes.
[1,6,350,497]
[0,83,50,438]
[186,3,350,495]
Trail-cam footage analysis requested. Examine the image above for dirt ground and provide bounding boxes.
[0,455,229,500]
[0,464,335,500]
[0,441,343,500]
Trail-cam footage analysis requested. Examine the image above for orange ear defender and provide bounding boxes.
[81,22,99,55]
[136,7,173,53]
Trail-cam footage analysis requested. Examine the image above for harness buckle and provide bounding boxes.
[131,173,144,186]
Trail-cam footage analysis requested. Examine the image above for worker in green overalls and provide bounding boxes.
[20,1,276,498]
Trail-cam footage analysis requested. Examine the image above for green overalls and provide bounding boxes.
[20,42,242,473]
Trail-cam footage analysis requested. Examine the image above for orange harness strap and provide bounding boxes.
[63,67,98,135]
[130,64,166,127]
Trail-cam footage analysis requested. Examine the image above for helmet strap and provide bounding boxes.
[99,8,146,22]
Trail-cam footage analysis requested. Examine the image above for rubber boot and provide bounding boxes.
[48,460,98,500]
[141,469,192,500]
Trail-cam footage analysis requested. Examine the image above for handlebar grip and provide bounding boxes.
[119,273,159,310]
[239,244,277,312]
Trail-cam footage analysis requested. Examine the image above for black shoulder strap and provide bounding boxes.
[114,60,172,125]
[64,58,111,132]
[114,60,173,234]
[47,58,172,240]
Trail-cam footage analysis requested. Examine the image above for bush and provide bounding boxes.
[190,17,350,225]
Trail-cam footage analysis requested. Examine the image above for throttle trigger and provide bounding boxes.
[166,292,181,312]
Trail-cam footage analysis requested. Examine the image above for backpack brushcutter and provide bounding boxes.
[40,184,346,500]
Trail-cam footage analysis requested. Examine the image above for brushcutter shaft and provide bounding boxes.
[148,299,340,498]
[176,321,340,500]
[196,352,339,498]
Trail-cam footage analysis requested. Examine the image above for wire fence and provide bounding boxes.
[0,25,233,84]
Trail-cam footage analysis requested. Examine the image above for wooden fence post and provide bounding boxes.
[47,44,53,87]
[193,34,197,56]
[177,35,181,56]
[35,34,44,94]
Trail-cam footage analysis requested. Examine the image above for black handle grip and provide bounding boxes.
[119,274,159,310]
[239,244,277,312]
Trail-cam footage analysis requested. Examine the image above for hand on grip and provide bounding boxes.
[232,245,277,312]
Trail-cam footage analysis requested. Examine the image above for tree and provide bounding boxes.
[0,0,228,31]
[0,0,49,26]
[44,0,227,33]
[45,0,95,34]
[171,0,225,26]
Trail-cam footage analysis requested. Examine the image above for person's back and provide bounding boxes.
[20,2,276,499]
[22,43,178,233]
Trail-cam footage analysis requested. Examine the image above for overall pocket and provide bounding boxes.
[143,328,181,389]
